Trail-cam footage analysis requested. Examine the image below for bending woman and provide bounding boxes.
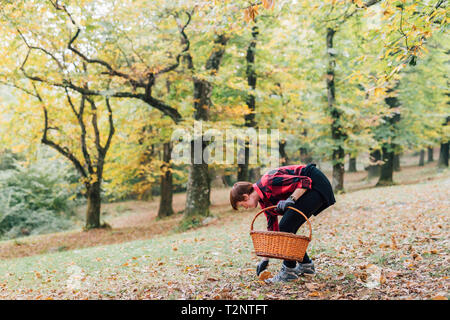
[229,163,336,283]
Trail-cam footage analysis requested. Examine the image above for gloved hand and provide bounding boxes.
[256,258,269,276]
[276,198,295,212]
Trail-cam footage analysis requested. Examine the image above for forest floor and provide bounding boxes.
[0,161,449,300]
[0,160,446,260]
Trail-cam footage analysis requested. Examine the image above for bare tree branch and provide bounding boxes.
[103,97,115,155]
[40,98,88,180]
[86,96,102,156]
[16,0,184,123]
[16,28,65,71]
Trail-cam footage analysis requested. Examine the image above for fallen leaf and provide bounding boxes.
[305,283,319,291]
[412,253,423,261]
[258,270,272,281]
[380,274,386,285]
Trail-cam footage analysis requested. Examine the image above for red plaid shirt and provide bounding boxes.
[252,165,312,231]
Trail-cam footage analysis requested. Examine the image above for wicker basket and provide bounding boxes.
[250,205,312,261]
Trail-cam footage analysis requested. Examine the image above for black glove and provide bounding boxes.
[256,259,269,276]
[276,198,295,212]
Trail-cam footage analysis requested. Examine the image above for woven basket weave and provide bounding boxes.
[250,205,312,261]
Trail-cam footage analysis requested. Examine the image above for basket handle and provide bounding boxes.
[250,205,312,240]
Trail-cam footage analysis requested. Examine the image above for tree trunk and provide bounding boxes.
[249,167,261,181]
[184,34,228,218]
[378,145,394,186]
[438,116,449,168]
[298,129,313,164]
[393,153,401,171]
[40,93,114,231]
[238,26,258,182]
[185,138,211,217]
[367,149,381,179]
[137,126,155,201]
[332,160,345,192]
[299,147,313,164]
[438,142,449,168]
[85,181,101,229]
[185,97,212,217]
[327,27,345,192]
[348,156,357,172]
[237,151,250,181]
[279,139,288,166]
[377,86,401,186]
[427,147,434,162]
[158,142,174,218]
[419,149,425,166]
[221,174,233,187]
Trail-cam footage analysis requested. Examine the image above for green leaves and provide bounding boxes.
[0,149,79,239]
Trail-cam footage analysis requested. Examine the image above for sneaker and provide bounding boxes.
[265,264,298,283]
[294,261,315,276]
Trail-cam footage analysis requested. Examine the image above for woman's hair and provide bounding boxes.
[230,181,254,210]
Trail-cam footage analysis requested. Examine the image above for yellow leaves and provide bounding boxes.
[353,0,364,8]
[382,8,394,19]
[262,0,275,10]
[81,174,99,186]
[244,0,275,22]
[183,265,200,273]
[216,104,252,118]
[244,5,259,23]
[89,174,99,184]
[373,87,386,98]
[11,143,28,154]
[122,258,139,267]
[347,71,364,83]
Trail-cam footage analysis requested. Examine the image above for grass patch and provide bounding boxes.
[176,216,205,232]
